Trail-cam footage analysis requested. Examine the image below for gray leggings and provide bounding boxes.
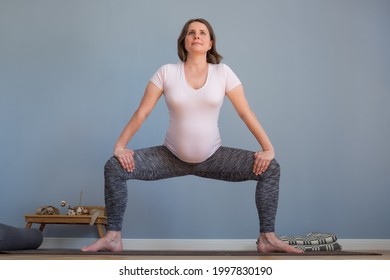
[104,145,280,233]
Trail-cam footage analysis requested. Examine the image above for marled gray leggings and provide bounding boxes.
[104,145,280,233]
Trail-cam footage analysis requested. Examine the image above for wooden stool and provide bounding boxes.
[25,206,108,238]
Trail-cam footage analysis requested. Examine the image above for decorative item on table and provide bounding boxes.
[60,191,90,215]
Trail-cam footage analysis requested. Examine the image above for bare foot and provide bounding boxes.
[257,232,304,254]
[81,231,123,252]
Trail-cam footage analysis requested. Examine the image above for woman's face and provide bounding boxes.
[184,21,213,56]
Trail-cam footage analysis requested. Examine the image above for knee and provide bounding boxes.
[265,159,280,178]
[270,159,280,172]
[104,156,123,176]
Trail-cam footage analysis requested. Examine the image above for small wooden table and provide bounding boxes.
[25,206,108,238]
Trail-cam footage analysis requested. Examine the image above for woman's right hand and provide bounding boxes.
[114,146,135,172]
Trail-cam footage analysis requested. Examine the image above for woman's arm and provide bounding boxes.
[226,85,275,175]
[114,81,163,171]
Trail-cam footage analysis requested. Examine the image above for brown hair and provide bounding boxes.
[177,18,223,64]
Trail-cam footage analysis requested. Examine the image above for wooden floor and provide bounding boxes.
[1,250,389,260]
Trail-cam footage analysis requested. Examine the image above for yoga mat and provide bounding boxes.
[0,249,382,256]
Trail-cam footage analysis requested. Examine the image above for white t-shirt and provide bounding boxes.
[150,62,241,163]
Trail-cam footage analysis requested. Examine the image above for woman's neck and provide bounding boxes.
[185,54,208,69]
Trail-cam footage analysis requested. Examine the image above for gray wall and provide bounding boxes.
[1,0,389,240]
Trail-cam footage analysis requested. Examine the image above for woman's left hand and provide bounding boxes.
[253,150,275,175]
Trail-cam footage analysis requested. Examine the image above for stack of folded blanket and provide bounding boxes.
[279,232,342,251]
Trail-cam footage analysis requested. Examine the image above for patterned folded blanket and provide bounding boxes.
[292,242,342,251]
[280,232,337,245]
[279,232,342,251]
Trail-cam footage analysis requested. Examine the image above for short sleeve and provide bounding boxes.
[223,64,242,93]
[150,64,168,90]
